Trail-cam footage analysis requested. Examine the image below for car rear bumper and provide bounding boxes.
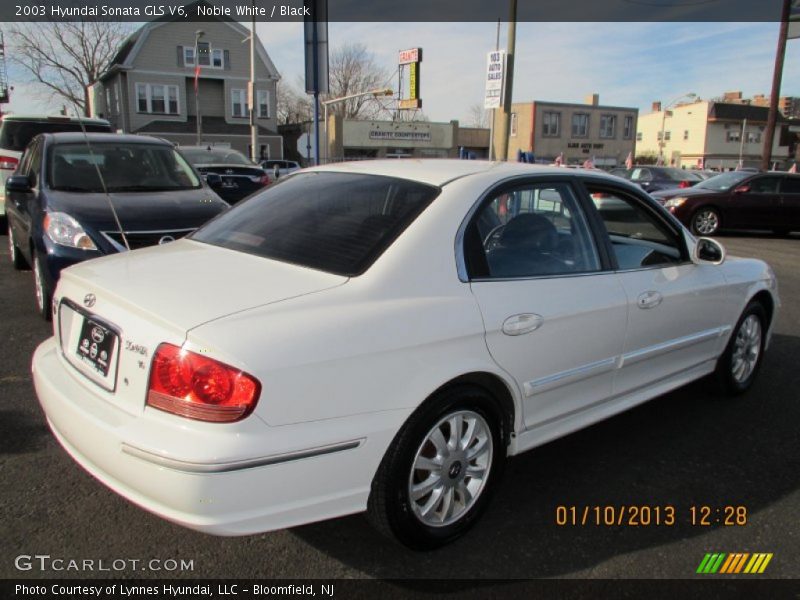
[33,337,407,535]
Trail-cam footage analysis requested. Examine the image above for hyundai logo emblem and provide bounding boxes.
[91,326,105,343]
[225,169,234,175]
[158,236,176,245]
[83,293,96,308]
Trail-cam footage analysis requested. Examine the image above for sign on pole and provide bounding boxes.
[789,0,800,39]
[484,50,505,109]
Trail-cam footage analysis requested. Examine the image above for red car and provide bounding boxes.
[651,171,800,236]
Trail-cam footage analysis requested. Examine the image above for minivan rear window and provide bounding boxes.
[192,172,440,276]
[0,121,112,152]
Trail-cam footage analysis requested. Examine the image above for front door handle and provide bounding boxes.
[637,290,663,310]
[502,313,544,336]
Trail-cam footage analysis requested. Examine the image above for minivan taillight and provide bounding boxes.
[0,155,18,170]
[147,343,260,423]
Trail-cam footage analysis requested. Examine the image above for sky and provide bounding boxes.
[5,21,800,124]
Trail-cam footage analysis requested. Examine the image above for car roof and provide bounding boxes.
[45,132,171,145]
[1,114,110,125]
[306,159,622,187]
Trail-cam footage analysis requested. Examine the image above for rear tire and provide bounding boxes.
[367,385,506,550]
[8,223,28,270]
[33,249,53,322]
[691,207,720,236]
[714,301,766,396]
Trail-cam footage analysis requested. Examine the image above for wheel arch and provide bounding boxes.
[750,289,776,329]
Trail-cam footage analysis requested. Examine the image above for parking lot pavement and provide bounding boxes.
[0,231,798,580]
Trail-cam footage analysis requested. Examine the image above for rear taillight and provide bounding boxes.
[147,343,260,423]
[259,174,271,186]
[678,180,691,188]
[0,155,18,170]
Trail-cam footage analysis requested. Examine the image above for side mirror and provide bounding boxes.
[733,185,750,194]
[205,173,222,189]
[6,174,33,193]
[695,236,726,265]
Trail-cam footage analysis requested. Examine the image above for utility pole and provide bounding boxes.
[495,0,516,162]
[194,30,204,145]
[762,0,791,171]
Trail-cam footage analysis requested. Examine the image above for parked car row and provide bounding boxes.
[30,160,778,550]
[608,166,704,192]
[3,114,286,319]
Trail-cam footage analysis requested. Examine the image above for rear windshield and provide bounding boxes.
[662,168,702,181]
[694,171,751,191]
[182,148,252,165]
[49,142,201,192]
[0,121,111,152]
[192,171,440,276]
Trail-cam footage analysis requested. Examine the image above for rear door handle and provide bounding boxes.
[637,291,663,310]
[502,313,544,336]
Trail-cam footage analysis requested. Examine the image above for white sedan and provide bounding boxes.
[33,160,778,549]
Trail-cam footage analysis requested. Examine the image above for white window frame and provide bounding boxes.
[571,113,589,138]
[542,111,560,137]
[135,83,180,115]
[231,88,249,118]
[257,89,270,118]
[184,43,224,69]
[599,114,616,139]
[623,115,634,139]
[183,46,195,66]
[212,49,223,68]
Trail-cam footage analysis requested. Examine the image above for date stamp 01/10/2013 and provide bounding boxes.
[555,505,749,527]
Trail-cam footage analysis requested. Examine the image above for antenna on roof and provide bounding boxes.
[68,101,130,251]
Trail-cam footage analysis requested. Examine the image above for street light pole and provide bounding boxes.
[659,92,696,165]
[249,7,258,163]
[194,30,204,145]
[322,88,392,163]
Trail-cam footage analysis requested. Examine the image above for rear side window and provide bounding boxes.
[193,172,440,276]
[782,177,800,194]
[0,121,112,152]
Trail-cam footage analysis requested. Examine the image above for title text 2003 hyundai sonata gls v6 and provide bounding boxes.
[33,160,778,549]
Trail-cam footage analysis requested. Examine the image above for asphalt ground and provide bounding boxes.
[0,228,798,586]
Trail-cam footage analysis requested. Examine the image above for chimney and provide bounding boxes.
[652,101,662,112]
[585,93,599,106]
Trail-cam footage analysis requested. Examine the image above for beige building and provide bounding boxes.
[636,101,791,170]
[494,94,638,167]
[89,3,282,158]
[326,115,487,161]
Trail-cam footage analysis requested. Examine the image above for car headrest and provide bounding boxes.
[500,213,558,251]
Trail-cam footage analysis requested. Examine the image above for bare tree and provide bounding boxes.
[276,79,313,125]
[467,103,489,128]
[324,43,391,119]
[8,21,132,116]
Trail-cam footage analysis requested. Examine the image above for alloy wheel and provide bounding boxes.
[693,210,719,235]
[408,410,493,527]
[731,314,762,384]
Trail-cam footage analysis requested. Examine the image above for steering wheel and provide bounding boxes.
[483,224,506,252]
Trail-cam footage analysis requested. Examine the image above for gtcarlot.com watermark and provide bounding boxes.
[14,554,195,573]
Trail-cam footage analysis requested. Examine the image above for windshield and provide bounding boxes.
[662,168,702,181]
[182,148,253,165]
[49,142,201,192]
[0,120,111,152]
[192,172,440,276]
[694,171,751,191]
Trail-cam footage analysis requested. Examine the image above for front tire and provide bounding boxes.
[33,249,53,321]
[691,207,721,236]
[714,301,767,395]
[367,385,506,550]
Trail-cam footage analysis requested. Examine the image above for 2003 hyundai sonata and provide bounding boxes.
[33,160,778,549]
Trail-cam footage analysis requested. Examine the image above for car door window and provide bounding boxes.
[630,168,652,182]
[748,177,780,194]
[587,186,685,270]
[781,177,800,194]
[468,182,600,279]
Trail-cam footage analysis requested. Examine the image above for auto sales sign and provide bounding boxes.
[484,50,505,109]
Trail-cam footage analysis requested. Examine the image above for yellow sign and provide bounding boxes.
[409,63,419,100]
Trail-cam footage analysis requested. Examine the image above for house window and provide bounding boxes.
[542,111,560,137]
[197,42,211,66]
[510,112,518,137]
[257,90,270,118]
[664,131,671,141]
[232,88,249,118]
[747,132,761,143]
[683,130,689,140]
[726,130,741,143]
[184,47,195,66]
[571,113,589,137]
[600,114,616,138]
[212,49,223,68]
[636,131,643,141]
[623,115,634,139]
[136,83,180,115]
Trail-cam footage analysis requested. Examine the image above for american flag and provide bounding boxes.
[789,162,798,173]
[194,65,201,93]
[625,152,633,169]
[554,152,564,167]
[583,157,595,169]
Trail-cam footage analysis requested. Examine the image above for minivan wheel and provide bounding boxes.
[8,223,28,270]
[33,249,53,322]
[714,301,766,395]
[691,208,720,236]
[367,385,505,550]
